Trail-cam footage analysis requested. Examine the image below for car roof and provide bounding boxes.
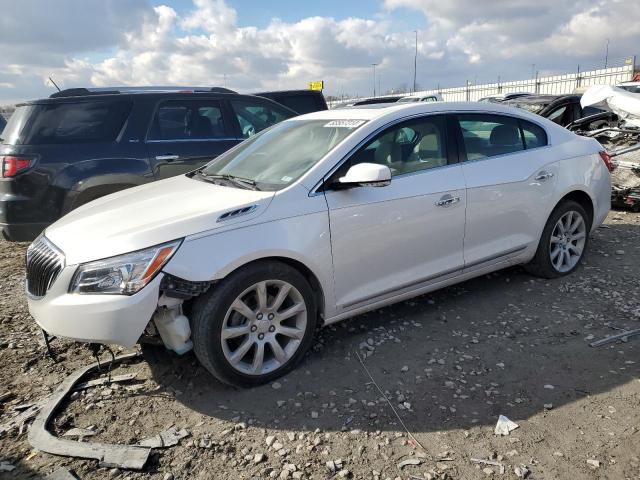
[295,101,561,123]
[18,91,296,111]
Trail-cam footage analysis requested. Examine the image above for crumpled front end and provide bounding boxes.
[26,235,164,347]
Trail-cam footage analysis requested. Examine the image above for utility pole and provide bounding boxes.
[372,63,378,97]
[604,38,610,68]
[531,64,535,79]
[378,74,381,97]
[413,30,418,93]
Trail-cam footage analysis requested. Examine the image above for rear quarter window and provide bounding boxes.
[3,101,132,145]
[519,120,548,149]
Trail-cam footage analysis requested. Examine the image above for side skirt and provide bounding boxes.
[323,249,528,326]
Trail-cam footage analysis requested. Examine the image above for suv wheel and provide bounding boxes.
[525,200,590,278]
[191,260,317,387]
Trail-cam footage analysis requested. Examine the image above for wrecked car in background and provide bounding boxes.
[503,94,612,127]
[574,85,640,211]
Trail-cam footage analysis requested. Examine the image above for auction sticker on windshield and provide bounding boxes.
[323,120,366,128]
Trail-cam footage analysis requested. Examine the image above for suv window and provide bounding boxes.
[2,101,132,145]
[230,100,291,138]
[148,100,228,141]
[457,114,524,160]
[350,115,447,176]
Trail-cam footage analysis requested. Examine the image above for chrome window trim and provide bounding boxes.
[146,137,242,144]
[308,109,552,196]
[459,143,555,165]
[455,112,551,163]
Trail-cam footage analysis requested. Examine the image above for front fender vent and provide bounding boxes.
[217,204,258,222]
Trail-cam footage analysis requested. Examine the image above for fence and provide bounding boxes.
[329,58,636,107]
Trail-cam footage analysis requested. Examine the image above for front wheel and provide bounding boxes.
[191,260,317,387]
[525,200,591,279]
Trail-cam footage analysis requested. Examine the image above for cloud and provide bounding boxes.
[0,0,639,104]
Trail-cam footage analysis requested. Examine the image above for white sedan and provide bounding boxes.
[26,102,611,386]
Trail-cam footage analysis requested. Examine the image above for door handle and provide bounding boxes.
[155,155,179,161]
[535,171,554,181]
[435,194,461,207]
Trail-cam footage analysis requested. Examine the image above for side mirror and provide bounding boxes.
[337,163,391,188]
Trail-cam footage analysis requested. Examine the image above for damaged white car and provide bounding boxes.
[26,102,611,386]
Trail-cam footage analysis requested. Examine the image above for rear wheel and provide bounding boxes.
[525,200,591,278]
[191,260,317,387]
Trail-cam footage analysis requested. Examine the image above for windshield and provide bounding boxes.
[200,119,366,191]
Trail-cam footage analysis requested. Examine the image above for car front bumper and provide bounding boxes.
[27,265,162,347]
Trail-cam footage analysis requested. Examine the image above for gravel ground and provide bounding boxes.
[0,211,639,480]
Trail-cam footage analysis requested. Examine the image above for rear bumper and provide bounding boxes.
[0,189,49,241]
[27,265,162,347]
[1,222,48,242]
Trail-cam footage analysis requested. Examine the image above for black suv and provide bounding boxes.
[253,89,327,114]
[0,87,301,241]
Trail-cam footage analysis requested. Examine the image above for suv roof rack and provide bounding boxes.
[50,86,237,98]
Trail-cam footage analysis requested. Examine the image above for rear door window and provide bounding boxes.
[148,100,229,141]
[230,99,293,138]
[457,114,524,160]
[2,101,132,145]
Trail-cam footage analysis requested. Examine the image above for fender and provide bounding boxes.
[163,210,338,319]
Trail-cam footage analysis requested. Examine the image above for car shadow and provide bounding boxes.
[142,221,640,436]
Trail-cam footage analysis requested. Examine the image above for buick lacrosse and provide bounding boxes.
[26,102,611,386]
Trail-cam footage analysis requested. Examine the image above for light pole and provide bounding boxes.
[372,63,378,97]
[604,38,610,68]
[413,30,418,93]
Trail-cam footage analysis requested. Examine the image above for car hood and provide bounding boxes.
[45,175,274,265]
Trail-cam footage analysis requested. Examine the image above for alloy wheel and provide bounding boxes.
[549,210,586,273]
[220,280,307,375]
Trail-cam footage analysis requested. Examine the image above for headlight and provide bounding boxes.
[70,240,182,295]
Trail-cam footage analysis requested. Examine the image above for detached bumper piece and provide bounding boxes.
[28,352,151,470]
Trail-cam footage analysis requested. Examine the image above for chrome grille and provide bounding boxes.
[26,236,65,298]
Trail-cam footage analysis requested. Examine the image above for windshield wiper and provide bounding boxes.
[198,172,260,190]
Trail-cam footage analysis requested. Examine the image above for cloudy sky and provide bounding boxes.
[0,0,638,104]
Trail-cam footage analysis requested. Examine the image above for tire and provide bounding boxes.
[191,260,318,387]
[525,200,591,279]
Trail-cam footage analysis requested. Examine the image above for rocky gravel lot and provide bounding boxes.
[0,211,639,479]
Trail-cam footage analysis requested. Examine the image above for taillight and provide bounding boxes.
[1,156,33,178]
[598,150,614,173]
